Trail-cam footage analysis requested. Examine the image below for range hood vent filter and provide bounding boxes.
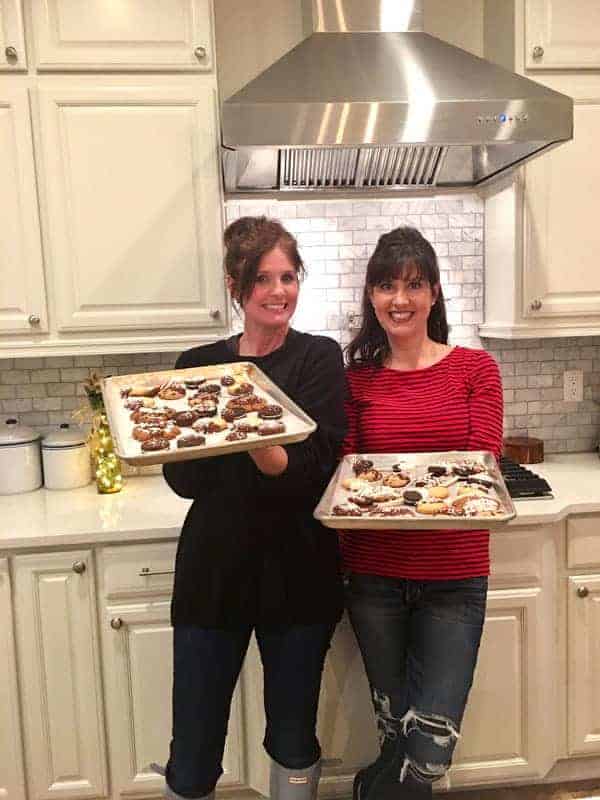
[280,145,448,189]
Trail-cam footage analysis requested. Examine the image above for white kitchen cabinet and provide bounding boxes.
[0,558,26,800]
[0,90,48,335]
[567,573,600,756]
[483,107,600,338]
[242,615,379,799]
[98,543,244,797]
[316,616,379,798]
[525,0,600,70]
[12,550,108,800]
[31,0,213,71]
[481,1,600,339]
[0,0,26,70]
[36,84,226,335]
[521,103,600,322]
[450,587,554,786]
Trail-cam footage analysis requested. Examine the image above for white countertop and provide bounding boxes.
[0,453,598,551]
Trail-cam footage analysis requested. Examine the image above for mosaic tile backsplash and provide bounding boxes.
[1,197,599,454]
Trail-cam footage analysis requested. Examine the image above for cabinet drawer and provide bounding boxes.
[567,515,600,569]
[490,524,552,586]
[100,542,177,598]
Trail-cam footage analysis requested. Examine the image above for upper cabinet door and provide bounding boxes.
[37,85,225,333]
[0,0,27,70]
[526,0,600,69]
[522,103,600,320]
[0,90,48,335]
[32,0,213,71]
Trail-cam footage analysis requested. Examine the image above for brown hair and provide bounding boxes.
[346,226,449,367]
[223,216,305,306]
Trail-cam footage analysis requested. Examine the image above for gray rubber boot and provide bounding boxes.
[270,759,322,800]
[149,763,215,800]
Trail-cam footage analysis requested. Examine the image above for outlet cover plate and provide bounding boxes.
[564,369,583,402]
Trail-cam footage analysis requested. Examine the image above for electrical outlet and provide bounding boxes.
[563,369,583,402]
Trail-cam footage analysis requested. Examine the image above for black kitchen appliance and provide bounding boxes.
[499,456,554,500]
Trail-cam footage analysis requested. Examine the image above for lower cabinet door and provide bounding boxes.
[0,558,26,800]
[242,614,379,798]
[568,573,600,755]
[101,599,244,797]
[449,586,555,787]
[13,551,107,800]
[316,615,379,798]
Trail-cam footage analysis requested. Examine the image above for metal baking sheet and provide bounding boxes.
[314,451,517,530]
[103,363,317,466]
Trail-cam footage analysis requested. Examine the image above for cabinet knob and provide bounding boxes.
[194,46,207,60]
[529,299,542,312]
[209,308,220,319]
[532,45,544,59]
[4,46,18,60]
[577,586,589,598]
[72,560,86,574]
[110,617,123,630]
[28,314,41,325]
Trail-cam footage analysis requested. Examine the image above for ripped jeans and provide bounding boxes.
[345,574,487,799]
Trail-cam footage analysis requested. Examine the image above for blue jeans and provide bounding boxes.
[166,622,336,798]
[345,574,487,799]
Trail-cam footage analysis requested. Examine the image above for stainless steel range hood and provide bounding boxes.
[221,0,573,193]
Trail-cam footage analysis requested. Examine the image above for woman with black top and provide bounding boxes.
[161,217,346,800]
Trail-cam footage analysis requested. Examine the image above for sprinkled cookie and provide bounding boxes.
[184,376,206,389]
[177,434,206,448]
[174,410,200,428]
[382,472,410,488]
[416,500,449,515]
[226,429,248,442]
[332,504,363,517]
[257,420,286,436]
[222,407,247,423]
[258,404,283,420]
[158,383,186,401]
[141,437,170,451]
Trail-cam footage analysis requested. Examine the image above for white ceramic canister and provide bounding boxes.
[42,423,92,490]
[0,418,43,495]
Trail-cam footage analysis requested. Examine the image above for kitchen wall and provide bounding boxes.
[1,196,599,454]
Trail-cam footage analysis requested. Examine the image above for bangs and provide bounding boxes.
[368,257,429,287]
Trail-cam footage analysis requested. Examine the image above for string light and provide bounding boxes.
[91,412,123,494]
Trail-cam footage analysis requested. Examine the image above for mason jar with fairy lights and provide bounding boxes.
[82,371,123,494]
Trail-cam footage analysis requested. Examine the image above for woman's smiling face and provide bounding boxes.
[241,245,299,330]
[369,262,439,341]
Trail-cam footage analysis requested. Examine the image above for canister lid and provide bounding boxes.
[42,423,87,449]
[0,418,41,446]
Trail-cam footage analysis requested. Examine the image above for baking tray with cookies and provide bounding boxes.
[102,363,317,466]
[314,451,517,530]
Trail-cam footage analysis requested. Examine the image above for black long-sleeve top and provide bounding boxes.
[163,330,347,627]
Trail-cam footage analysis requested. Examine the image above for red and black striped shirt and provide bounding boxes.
[341,346,503,580]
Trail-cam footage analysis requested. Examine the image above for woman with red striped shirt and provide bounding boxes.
[342,227,503,798]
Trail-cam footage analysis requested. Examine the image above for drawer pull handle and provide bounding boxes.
[72,560,86,574]
[111,617,123,630]
[532,45,544,59]
[194,45,207,59]
[5,46,18,60]
[139,567,175,577]
[577,586,589,598]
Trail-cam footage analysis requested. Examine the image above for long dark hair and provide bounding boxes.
[223,216,305,307]
[346,226,449,367]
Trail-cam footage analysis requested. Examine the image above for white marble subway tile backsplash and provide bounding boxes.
[1,197,599,453]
